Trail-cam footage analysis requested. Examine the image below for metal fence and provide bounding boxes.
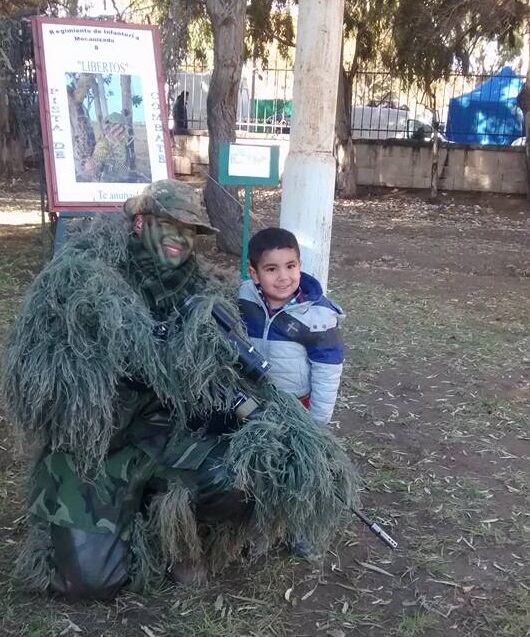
[173,65,525,146]
[350,70,525,145]
[174,63,294,135]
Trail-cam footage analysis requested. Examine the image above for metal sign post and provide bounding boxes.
[218,142,280,278]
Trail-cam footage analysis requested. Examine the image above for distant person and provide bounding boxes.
[173,90,189,134]
[411,124,429,141]
[238,227,345,425]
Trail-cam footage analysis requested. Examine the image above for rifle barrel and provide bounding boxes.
[353,508,398,549]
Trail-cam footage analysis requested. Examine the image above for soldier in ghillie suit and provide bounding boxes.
[80,112,149,183]
[93,111,129,181]
[2,179,358,601]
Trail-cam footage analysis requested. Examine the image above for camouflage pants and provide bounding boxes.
[26,389,250,600]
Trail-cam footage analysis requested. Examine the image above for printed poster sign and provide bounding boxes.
[32,17,173,212]
[228,144,271,179]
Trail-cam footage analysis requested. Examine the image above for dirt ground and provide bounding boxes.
[0,178,528,637]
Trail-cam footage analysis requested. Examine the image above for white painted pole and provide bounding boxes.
[280,0,344,291]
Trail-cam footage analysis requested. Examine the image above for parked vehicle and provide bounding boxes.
[351,98,442,142]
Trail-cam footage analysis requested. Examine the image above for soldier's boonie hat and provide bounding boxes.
[124,179,218,235]
[104,112,127,127]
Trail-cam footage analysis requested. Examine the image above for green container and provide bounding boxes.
[251,99,292,133]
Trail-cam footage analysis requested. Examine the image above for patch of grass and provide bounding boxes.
[440,398,529,442]
[335,281,529,385]
[316,598,384,634]
[410,555,451,579]
[406,536,452,578]
[0,600,64,637]
[162,559,292,637]
[392,611,439,637]
[20,619,56,637]
[0,230,43,333]
[461,589,530,637]
[362,468,410,495]
[166,599,286,637]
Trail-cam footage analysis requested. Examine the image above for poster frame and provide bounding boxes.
[32,16,174,213]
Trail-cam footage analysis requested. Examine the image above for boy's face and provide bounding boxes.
[249,247,301,307]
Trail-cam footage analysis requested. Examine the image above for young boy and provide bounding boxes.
[238,227,344,425]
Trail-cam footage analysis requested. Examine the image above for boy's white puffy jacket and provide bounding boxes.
[238,273,344,424]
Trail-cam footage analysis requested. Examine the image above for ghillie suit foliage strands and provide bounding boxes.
[147,480,202,568]
[228,386,358,552]
[1,217,166,474]
[13,520,53,593]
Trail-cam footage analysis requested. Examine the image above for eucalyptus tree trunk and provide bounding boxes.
[280,0,345,289]
[334,60,357,198]
[95,75,108,122]
[68,75,96,174]
[0,85,24,177]
[92,81,104,129]
[0,20,30,176]
[204,0,247,255]
[121,75,136,170]
[430,127,439,200]
[429,93,439,200]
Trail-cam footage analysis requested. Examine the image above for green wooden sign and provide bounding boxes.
[218,143,280,187]
[218,143,280,278]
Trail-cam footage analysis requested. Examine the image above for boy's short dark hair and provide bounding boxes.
[248,227,300,268]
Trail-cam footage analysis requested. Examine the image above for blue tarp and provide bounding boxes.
[445,67,524,145]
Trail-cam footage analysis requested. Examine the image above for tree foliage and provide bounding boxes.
[147,0,209,102]
[343,0,398,73]
[0,1,62,18]
[155,0,296,70]
[393,0,528,90]
[245,0,295,63]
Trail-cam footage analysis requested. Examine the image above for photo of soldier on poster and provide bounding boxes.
[66,72,151,183]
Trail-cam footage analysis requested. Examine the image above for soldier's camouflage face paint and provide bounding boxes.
[135,214,197,267]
